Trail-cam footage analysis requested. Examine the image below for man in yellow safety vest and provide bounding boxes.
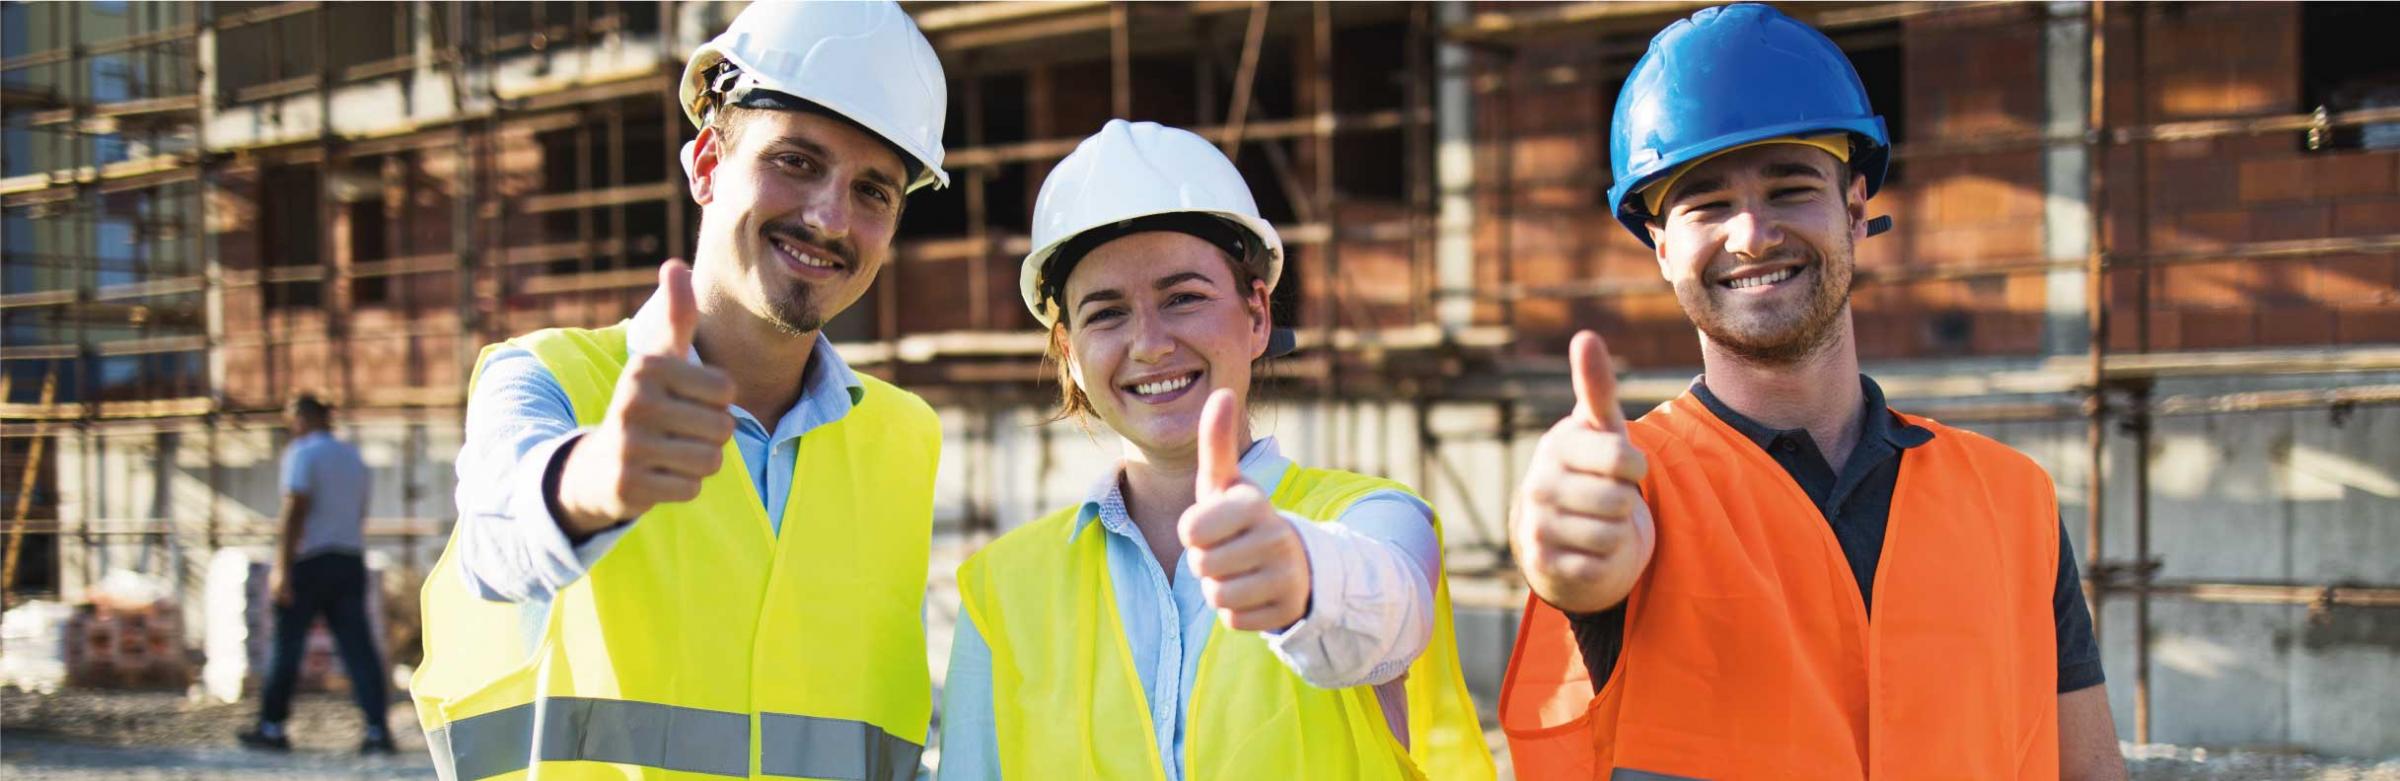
[411,2,953,778]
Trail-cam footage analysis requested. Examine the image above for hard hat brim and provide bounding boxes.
[1018,208,1286,329]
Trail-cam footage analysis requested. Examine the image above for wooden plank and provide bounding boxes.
[518,181,678,214]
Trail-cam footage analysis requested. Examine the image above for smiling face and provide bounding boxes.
[685,108,909,336]
[1646,143,1868,365]
[1056,231,1271,458]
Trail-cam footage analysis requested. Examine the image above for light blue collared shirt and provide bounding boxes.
[448,288,863,604]
[936,437,1439,781]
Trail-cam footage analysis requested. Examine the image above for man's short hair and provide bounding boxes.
[290,393,331,424]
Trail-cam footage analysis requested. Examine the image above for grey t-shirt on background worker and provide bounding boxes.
[282,431,370,559]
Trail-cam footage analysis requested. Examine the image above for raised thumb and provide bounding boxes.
[1195,388,1244,496]
[1569,330,1626,433]
[640,259,698,358]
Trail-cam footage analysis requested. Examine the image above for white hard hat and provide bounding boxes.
[1019,120,1286,328]
[679,0,949,192]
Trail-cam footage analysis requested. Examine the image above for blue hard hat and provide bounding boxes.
[1606,3,1891,248]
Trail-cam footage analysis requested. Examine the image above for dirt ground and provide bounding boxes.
[1,687,432,780]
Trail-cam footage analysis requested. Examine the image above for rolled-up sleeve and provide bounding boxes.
[451,346,631,603]
[1262,490,1440,689]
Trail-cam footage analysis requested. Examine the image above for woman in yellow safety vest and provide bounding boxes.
[935,119,1494,781]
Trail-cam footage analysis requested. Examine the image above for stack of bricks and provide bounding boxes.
[63,599,191,690]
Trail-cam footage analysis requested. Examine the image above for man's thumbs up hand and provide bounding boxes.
[1179,390,1312,633]
[1511,331,1656,614]
[553,260,740,537]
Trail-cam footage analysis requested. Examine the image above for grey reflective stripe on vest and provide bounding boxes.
[1612,769,1707,781]
[428,697,921,780]
[760,712,924,779]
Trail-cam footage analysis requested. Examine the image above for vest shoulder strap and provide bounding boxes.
[956,505,1087,624]
[487,324,632,426]
[1273,466,1412,523]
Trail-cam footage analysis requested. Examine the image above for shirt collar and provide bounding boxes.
[1691,374,1932,452]
[1067,435,1294,544]
[624,284,866,421]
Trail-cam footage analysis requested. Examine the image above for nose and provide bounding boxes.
[798,180,851,242]
[1128,309,1174,366]
[1722,206,1784,260]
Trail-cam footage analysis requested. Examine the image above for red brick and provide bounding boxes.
[2239,158,2312,204]
[2334,201,2400,236]
[1857,314,1909,361]
[2218,133,2297,160]
[2004,274,2049,314]
[2147,158,2241,212]
[2250,262,2315,307]
[2105,267,2145,310]
[2314,153,2399,199]
[2151,209,2249,253]
[2142,310,2184,352]
[2314,255,2400,305]
[2336,306,2400,344]
[2251,204,2333,243]
[2254,308,2339,347]
[1970,313,2044,356]
[2156,261,2261,308]
[2178,309,2256,350]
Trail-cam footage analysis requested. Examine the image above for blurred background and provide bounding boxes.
[2,1,2396,778]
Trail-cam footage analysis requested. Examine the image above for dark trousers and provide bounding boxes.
[258,552,389,728]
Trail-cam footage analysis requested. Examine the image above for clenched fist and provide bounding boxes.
[553,260,738,537]
[1512,331,1656,614]
[1179,389,1312,633]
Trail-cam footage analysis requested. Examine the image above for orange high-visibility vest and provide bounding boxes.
[1501,391,2062,780]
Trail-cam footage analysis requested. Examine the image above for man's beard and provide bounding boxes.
[1678,233,1855,366]
[751,219,857,336]
[762,283,824,336]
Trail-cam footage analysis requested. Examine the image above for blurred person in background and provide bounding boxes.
[238,392,392,755]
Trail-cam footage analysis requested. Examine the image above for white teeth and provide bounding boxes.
[1727,266,1798,290]
[1133,374,1196,396]
[776,240,838,269]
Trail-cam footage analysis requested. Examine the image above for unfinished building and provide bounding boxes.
[4,0,2398,758]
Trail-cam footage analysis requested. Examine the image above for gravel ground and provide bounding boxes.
[7,688,2396,780]
[2125,743,2400,781]
[1,687,432,780]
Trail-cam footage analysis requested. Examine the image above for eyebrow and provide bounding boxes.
[1073,271,1217,314]
[1762,161,1828,181]
[1666,174,1728,206]
[1667,160,1830,208]
[1154,271,1212,290]
[768,135,903,192]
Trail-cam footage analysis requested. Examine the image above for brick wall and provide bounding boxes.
[2111,2,2400,351]
[1486,2,2397,368]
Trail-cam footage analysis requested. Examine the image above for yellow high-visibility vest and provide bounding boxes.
[956,466,1497,781]
[411,323,940,780]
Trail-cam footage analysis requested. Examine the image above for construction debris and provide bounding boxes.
[3,599,72,694]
